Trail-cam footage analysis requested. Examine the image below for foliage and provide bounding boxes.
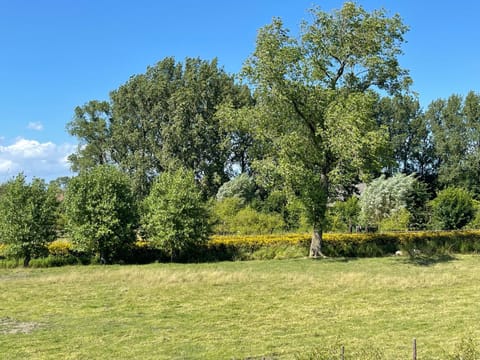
[405,178,432,230]
[360,173,416,227]
[215,173,256,204]
[0,174,58,266]
[209,230,480,260]
[211,197,286,235]
[237,2,410,256]
[64,165,138,263]
[376,95,436,182]
[69,57,253,198]
[378,207,411,232]
[426,91,480,196]
[231,206,285,235]
[211,197,244,235]
[47,239,73,257]
[327,196,360,233]
[141,168,211,260]
[429,187,475,230]
[67,100,112,172]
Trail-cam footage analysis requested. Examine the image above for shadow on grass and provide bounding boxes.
[401,253,457,266]
[309,256,360,263]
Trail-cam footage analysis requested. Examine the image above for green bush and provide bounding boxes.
[141,168,211,261]
[64,165,138,263]
[429,187,475,230]
[0,174,58,266]
[215,173,256,204]
[232,207,285,235]
[378,207,411,232]
[212,199,286,235]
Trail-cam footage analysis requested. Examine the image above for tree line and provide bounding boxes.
[1,2,480,264]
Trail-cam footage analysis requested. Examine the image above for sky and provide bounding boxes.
[0,0,479,182]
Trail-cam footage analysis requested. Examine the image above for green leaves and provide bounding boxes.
[239,3,409,245]
[0,174,58,265]
[141,168,211,260]
[64,165,138,262]
[429,187,475,230]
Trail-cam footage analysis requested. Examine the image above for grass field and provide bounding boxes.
[2,255,480,359]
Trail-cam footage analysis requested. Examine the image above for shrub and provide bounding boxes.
[232,207,285,235]
[211,197,244,235]
[142,168,211,261]
[327,196,360,233]
[429,187,475,230]
[212,200,286,235]
[360,173,416,227]
[47,239,72,257]
[215,173,256,204]
[378,207,411,232]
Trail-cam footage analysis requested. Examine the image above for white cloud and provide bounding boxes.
[27,122,44,131]
[0,138,76,182]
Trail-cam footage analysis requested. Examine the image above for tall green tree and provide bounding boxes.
[0,174,58,266]
[238,2,410,256]
[376,95,437,183]
[426,91,480,196]
[64,165,138,263]
[68,57,253,199]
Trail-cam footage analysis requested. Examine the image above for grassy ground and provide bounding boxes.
[1,255,480,359]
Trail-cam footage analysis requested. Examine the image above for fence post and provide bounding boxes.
[340,345,344,360]
[413,338,417,360]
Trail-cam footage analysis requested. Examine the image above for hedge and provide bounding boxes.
[208,230,480,259]
[2,230,480,266]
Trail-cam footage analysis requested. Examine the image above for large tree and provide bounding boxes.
[426,91,480,196]
[239,2,410,256]
[68,57,253,198]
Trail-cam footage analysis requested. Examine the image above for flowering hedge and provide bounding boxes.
[209,230,480,258]
[3,230,480,266]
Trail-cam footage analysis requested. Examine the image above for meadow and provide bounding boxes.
[2,255,480,359]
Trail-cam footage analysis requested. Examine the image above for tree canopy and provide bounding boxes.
[237,2,410,256]
[64,165,138,263]
[68,57,253,198]
[0,175,58,266]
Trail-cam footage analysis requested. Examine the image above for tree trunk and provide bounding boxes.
[309,227,326,258]
[23,253,31,267]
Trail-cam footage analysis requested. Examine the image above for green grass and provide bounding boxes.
[1,256,480,359]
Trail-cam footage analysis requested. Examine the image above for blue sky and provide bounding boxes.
[1,0,479,181]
